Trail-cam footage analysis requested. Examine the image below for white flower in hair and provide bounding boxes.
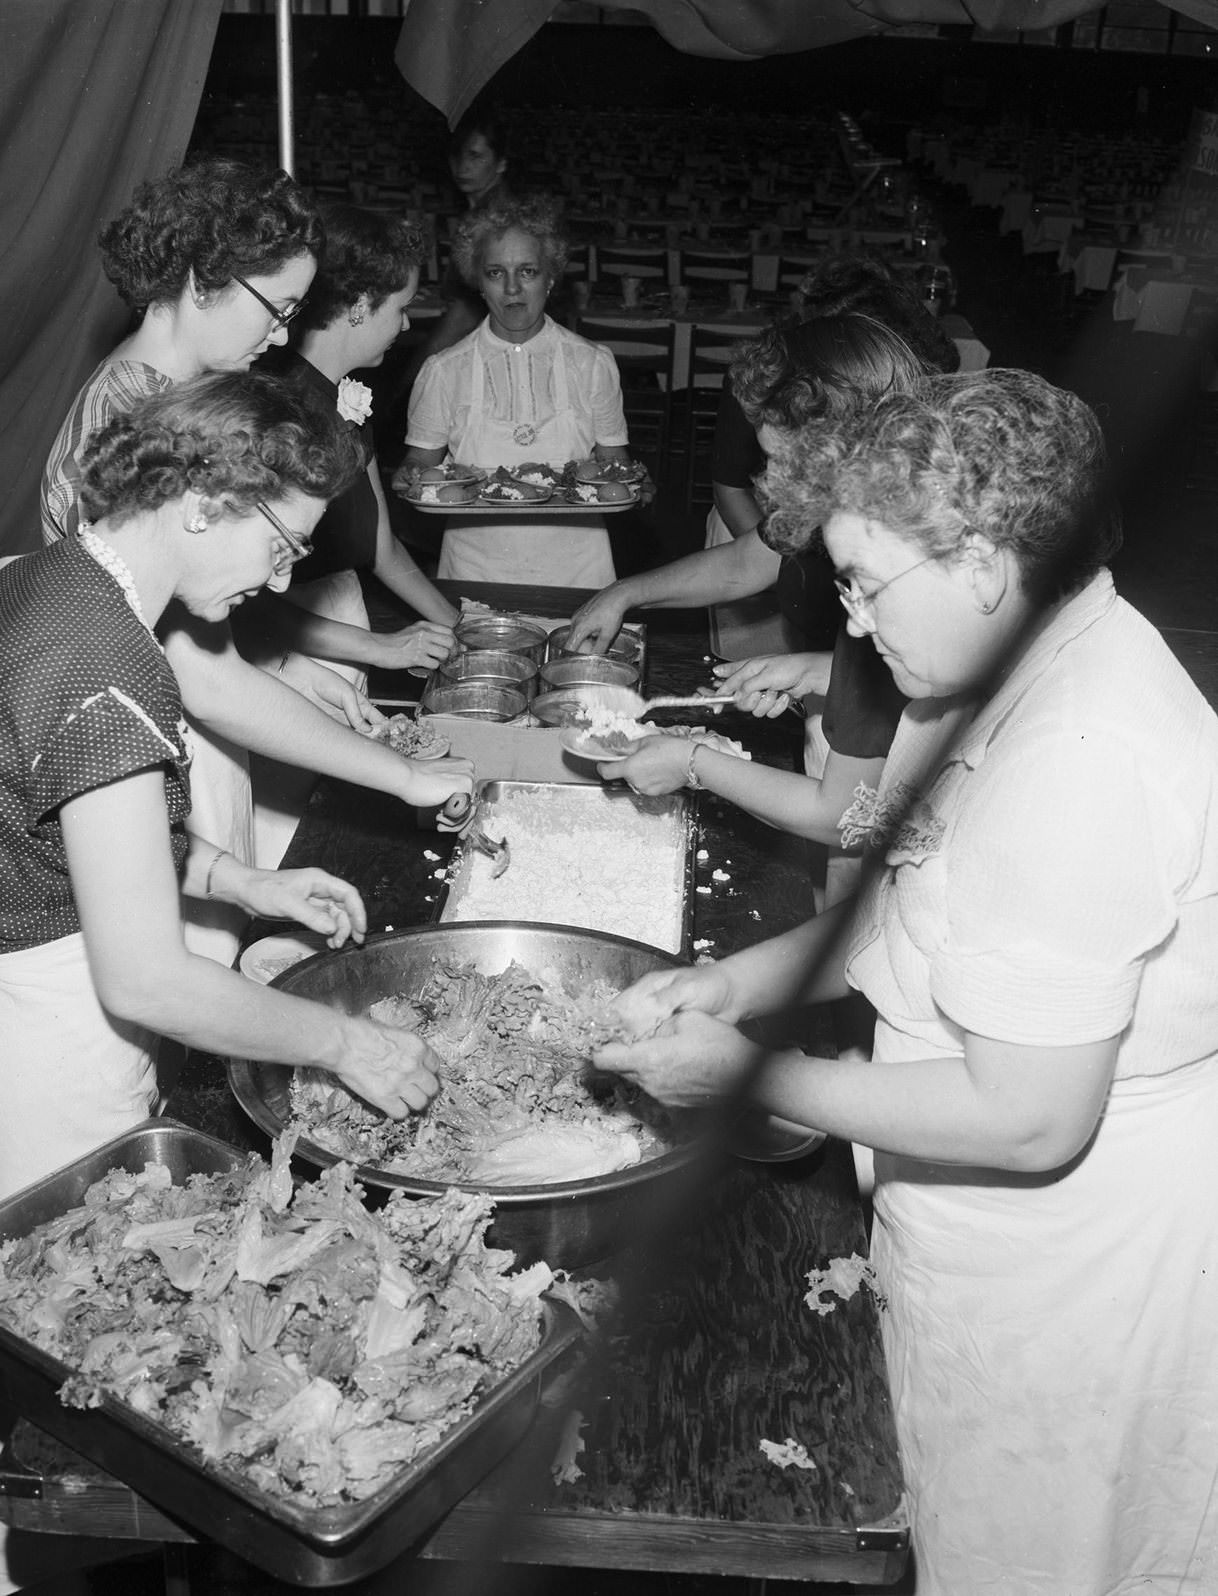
[337,377,373,424]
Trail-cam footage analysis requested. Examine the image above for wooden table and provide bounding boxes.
[0,584,907,1590]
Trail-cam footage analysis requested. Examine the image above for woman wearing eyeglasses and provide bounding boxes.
[38,161,473,961]
[595,370,1218,1594]
[3,372,446,1202]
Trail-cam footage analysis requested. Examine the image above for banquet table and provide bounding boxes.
[1112,262,1218,335]
[0,583,908,1592]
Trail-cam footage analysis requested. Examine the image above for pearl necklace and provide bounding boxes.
[80,526,158,642]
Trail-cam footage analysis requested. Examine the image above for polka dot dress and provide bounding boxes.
[0,539,190,952]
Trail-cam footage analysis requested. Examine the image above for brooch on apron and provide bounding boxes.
[512,423,537,447]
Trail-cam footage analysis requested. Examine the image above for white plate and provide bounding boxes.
[238,932,329,985]
[558,727,644,763]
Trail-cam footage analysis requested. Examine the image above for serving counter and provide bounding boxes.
[0,583,907,1591]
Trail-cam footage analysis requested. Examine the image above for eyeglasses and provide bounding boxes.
[258,501,313,568]
[233,274,307,329]
[834,553,941,621]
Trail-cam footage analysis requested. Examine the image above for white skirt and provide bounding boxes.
[0,932,158,1203]
[872,1056,1218,1595]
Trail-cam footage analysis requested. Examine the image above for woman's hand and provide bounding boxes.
[603,961,742,1041]
[566,585,630,654]
[375,620,456,674]
[594,1009,762,1109]
[606,734,691,796]
[400,755,475,823]
[711,652,833,716]
[278,654,386,732]
[230,866,368,948]
[329,1021,442,1117]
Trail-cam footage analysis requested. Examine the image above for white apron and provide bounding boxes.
[252,570,369,871]
[871,1053,1218,1595]
[437,330,616,588]
[0,932,158,1203]
[179,716,253,967]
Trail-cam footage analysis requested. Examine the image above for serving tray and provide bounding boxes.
[435,779,697,957]
[0,1120,582,1586]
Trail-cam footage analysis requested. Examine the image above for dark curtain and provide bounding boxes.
[0,0,223,557]
[396,0,1218,125]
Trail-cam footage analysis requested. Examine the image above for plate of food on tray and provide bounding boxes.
[476,466,554,505]
[370,712,451,760]
[572,457,648,485]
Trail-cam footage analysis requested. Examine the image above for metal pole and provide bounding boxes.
[275,0,295,176]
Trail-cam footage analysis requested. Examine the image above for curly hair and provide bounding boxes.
[298,202,427,330]
[792,253,959,377]
[450,194,568,289]
[79,370,364,527]
[98,158,323,311]
[732,313,936,433]
[760,368,1121,603]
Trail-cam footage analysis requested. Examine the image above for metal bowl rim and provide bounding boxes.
[228,920,699,1201]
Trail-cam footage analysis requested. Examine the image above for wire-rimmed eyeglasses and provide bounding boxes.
[834,553,941,622]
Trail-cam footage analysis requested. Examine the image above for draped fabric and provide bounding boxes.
[0,0,223,559]
[397,0,1218,124]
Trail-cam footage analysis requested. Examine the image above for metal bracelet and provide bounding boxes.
[685,741,703,791]
[205,848,227,900]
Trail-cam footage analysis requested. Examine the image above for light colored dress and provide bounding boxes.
[406,317,627,586]
[842,570,1218,1594]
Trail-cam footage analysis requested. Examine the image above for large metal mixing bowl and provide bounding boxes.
[228,922,700,1268]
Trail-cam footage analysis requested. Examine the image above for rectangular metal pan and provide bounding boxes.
[434,779,697,959]
[0,1120,582,1586]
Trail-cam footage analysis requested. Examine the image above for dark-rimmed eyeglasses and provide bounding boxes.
[258,501,313,568]
[234,274,307,329]
[834,553,941,622]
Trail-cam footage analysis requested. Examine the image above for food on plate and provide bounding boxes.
[0,1136,553,1509]
[288,958,680,1183]
[370,713,451,760]
[511,462,564,489]
[417,461,483,484]
[571,457,646,485]
[477,467,551,505]
[408,480,481,506]
[594,480,635,504]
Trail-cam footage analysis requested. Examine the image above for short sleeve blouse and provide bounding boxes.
[405,318,628,453]
[0,542,191,953]
[41,359,173,545]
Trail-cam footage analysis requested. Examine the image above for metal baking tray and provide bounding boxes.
[0,1120,582,1586]
[435,779,697,958]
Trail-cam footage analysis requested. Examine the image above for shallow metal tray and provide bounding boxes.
[0,1120,582,1586]
[435,779,697,958]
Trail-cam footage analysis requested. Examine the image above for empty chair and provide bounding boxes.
[678,247,752,288]
[682,323,754,512]
[575,314,677,486]
[593,243,669,287]
[776,253,824,293]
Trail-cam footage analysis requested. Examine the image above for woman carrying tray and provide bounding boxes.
[396,194,633,587]
[0,372,452,1203]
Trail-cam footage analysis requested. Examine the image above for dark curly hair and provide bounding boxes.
[790,253,959,377]
[451,194,567,289]
[79,370,363,527]
[98,158,323,311]
[448,105,510,164]
[732,313,936,433]
[297,203,427,331]
[760,368,1121,603]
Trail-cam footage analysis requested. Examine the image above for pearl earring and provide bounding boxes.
[186,513,208,534]
[349,306,365,326]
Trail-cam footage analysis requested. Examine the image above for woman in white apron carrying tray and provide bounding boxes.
[398,194,633,588]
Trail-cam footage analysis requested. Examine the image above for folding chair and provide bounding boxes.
[677,247,752,289]
[575,314,678,487]
[593,244,669,288]
[682,323,755,513]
